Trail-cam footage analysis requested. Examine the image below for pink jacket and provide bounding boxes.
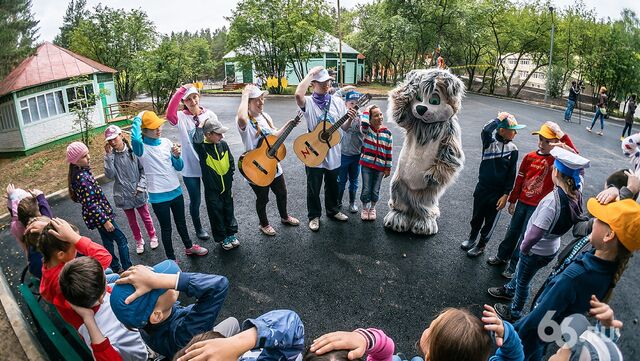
[354,328,395,361]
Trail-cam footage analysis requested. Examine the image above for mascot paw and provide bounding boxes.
[411,216,439,235]
[384,210,411,232]
[423,167,443,186]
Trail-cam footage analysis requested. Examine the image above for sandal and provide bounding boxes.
[259,224,276,236]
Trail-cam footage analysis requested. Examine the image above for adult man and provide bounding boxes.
[564,81,581,122]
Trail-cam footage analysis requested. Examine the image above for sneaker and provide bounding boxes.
[332,212,349,221]
[460,239,476,251]
[259,224,276,236]
[229,235,240,248]
[487,286,514,300]
[196,229,210,240]
[369,209,377,220]
[281,215,300,226]
[621,136,625,141]
[501,269,515,279]
[309,218,320,231]
[586,127,592,132]
[349,203,358,213]
[597,131,603,136]
[494,303,520,322]
[135,239,144,254]
[487,256,506,266]
[149,236,159,249]
[221,238,235,251]
[361,209,369,221]
[466,244,485,257]
[185,244,209,256]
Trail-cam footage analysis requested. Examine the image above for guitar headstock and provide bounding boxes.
[356,93,372,109]
[294,110,304,122]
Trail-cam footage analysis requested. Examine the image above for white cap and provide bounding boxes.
[312,69,334,83]
[182,87,199,100]
[248,86,268,99]
[104,125,122,141]
[551,147,590,170]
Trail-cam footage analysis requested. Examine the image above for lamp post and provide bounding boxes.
[544,6,555,102]
[337,0,343,85]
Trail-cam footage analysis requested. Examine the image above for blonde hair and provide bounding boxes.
[600,86,607,93]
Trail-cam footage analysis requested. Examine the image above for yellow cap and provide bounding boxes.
[587,198,640,252]
[141,111,166,130]
[531,124,558,140]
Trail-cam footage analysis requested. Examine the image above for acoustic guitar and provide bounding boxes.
[293,93,371,167]
[238,111,303,186]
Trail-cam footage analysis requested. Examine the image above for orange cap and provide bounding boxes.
[531,124,558,140]
[587,198,640,252]
[141,111,166,130]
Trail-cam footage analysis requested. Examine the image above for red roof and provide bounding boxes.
[0,42,116,97]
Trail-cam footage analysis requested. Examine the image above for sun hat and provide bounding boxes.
[312,69,334,83]
[247,86,268,99]
[587,198,640,252]
[104,125,122,141]
[496,112,526,130]
[202,118,229,134]
[182,87,199,100]
[140,111,166,130]
[66,141,89,164]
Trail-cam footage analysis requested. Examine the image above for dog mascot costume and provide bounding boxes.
[384,68,465,235]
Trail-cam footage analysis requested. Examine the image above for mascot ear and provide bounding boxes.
[388,70,421,126]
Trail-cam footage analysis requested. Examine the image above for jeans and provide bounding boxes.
[96,219,132,271]
[104,268,120,284]
[505,253,555,318]
[183,176,204,233]
[590,107,605,130]
[622,122,633,138]
[337,154,361,206]
[564,99,576,121]
[306,166,340,219]
[392,356,423,361]
[151,194,193,260]
[204,188,238,243]
[249,174,289,227]
[360,166,384,204]
[496,202,537,270]
[123,204,156,242]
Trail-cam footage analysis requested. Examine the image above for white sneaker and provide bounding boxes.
[332,212,349,221]
[349,203,358,213]
[149,236,159,249]
[309,218,320,231]
[135,239,144,254]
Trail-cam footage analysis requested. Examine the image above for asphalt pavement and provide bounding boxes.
[0,93,638,359]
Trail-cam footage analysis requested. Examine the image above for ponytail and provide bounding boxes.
[603,243,632,303]
[122,137,134,160]
[557,171,580,199]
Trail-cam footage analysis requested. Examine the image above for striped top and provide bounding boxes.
[359,112,393,171]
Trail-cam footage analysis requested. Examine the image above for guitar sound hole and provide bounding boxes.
[320,132,330,141]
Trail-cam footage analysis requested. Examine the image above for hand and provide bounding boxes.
[6,183,15,197]
[625,170,640,195]
[545,121,564,139]
[70,303,96,321]
[496,195,508,210]
[310,331,367,359]
[590,295,623,329]
[384,169,391,178]
[549,142,575,153]
[308,66,324,76]
[288,118,301,127]
[137,111,146,120]
[482,304,505,347]
[347,108,357,120]
[104,143,113,154]
[596,187,619,205]
[172,143,182,157]
[508,202,516,215]
[28,189,43,197]
[115,265,156,304]
[47,218,81,244]
[25,218,49,238]
[103,220,115,232]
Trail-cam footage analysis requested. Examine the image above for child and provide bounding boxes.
[338,91,365,214]
[59,257,148,361]
[307,328,394,361]
[514,197,640,360]
[110,260,229,359]
[488,121,578,277]
[104,124,158,255]
[621,94,636,140]
[461,112,524,257]
[173,310,304,361]
[488,147,589,322]
[359,105,393,221]
[67,141,132,272]
[131,111,208,260]
[192,117,239,250]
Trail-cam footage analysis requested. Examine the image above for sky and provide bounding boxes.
[32,0,640,43]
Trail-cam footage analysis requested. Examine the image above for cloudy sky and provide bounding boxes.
[32,0,640,42]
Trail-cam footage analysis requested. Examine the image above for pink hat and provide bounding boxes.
[104,125,122,141]
[66,141,89,164]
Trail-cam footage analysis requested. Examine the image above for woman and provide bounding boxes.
[587,86,608,136]
[237,84,300,236]
[622,94,636,140]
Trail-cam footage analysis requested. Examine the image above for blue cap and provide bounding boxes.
[110,260,180,329]
[345,91,362,102]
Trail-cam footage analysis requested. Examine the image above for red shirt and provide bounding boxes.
[508,135,578,206]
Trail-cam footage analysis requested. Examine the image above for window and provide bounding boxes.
[508,58,517,65]
[19,89,66,125]
[67,84,95,110]
[0,102,18,131]
[519,70,528,78]
[520,58,530,65]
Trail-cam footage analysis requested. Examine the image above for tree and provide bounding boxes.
[0,0,39,78]
[54,0,89,48]
[69,76,105,145]
[69,6,156,101]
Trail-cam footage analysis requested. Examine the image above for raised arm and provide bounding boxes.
[166,85,190,126]
[295,66,324,109]
[131,113,144,157]
[236,86,253,131]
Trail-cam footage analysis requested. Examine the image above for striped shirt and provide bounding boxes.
[359,112,393,172]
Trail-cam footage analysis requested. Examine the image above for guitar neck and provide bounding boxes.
[268,114,301,155]
[327,105,360,135]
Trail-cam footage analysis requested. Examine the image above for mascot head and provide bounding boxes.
[388,69,465,144]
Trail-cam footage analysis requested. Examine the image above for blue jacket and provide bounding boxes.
[490,320,524,361]
[514,251,618,360]
[478,119,519,194]
[142,272,229,358]
[238,310,305,361]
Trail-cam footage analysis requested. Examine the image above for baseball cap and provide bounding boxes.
[496,112,526,130]
[202,118,229,134]
[312,69,334,83]
[587,198,640,252]
[345,91,362,102]
[110,260,181,329]
[247,86,268,99]
[560,314,623,361]
[532,124,560,139]
[141,111,166,130]
[104,125,122,141]
[182,87,199,100]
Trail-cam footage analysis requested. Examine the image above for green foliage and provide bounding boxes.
[546,65,565,98]
[69,76,108,145]
[54,0,89,48]
[0,0,39,78]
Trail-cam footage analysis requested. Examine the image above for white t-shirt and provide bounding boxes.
[237,112,283,178]
[526,192,562,256]
[173,109,219,178]
[302,95,346,170]
[139,138,181,194]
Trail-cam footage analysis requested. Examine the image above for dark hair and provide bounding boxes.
[37,220,78,262]
[303,349,362,361]
[556,171,580,199]
[606,169,628,190]
[571,80,577,85]
[631,94,637,101]
[173,330,225,360]
[17,196,40,226]
[59,257,106,308]
[23,216,51,248]
[426,308,492,361]
[67,164,82,202]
